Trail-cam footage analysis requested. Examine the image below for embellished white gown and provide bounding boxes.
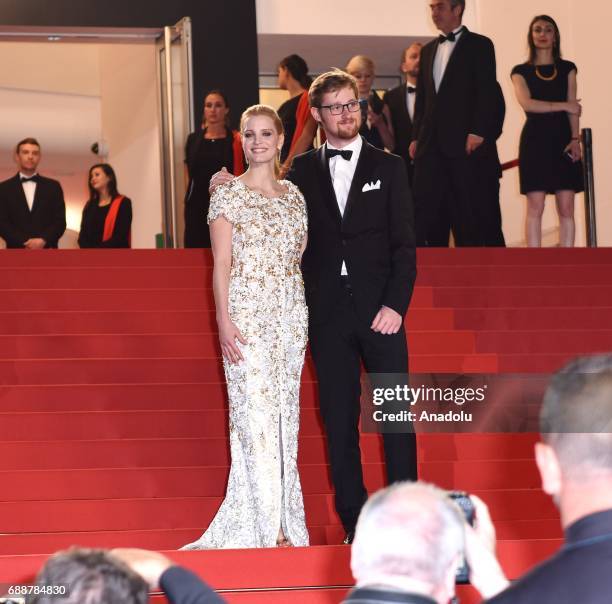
[182,178,310,549]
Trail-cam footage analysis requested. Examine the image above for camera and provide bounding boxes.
[448,490,475,584]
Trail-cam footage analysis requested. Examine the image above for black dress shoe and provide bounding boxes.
[343,531,355,545]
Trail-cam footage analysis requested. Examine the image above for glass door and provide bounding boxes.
[157,17,194,248]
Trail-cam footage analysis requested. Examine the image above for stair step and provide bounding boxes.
[0,434,539,471]
[0,459,540,501]
[0,287,435,311]
[432,285,612,307]
[0,308,456,334]
[0,331,477,359]
[454,307,612,330]
[0,490,557,534]
[417,265,611,286]
[0,355,503,385]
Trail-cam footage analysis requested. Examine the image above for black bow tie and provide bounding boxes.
[20,175,39,183]
[326,148,353,161]
[439,28,463,43]
[407,86,416,94]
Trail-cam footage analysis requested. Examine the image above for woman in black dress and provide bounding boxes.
[511,15,583,247]
[184,90,245,248]
[276,55,317,177]
[346,55,394,151]
[78,164,132,248]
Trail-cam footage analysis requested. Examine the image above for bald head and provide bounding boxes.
[351,482,464,593]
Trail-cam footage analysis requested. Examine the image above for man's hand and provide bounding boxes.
[464,495,509,600]
[24,238,46,249]
[209,167,236,195]
[110,548,175,590]
[409,141,418,160]
[371,306,402,335]
[466,134,484,155]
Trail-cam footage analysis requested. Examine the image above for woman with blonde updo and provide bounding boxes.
[181,105,309,550]
[346,54,394,150]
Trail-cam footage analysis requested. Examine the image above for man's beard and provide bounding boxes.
[336,118,360,140]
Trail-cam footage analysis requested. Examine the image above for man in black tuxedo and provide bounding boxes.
[410,0,505,247]
[383,43,422,184]
[0,138,66,249]
[484,354,612,604]
[288,70,417,543]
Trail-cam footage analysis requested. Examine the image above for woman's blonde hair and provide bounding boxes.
[346,55,376,76]
[240,104,285,178]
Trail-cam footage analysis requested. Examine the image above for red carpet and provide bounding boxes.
[1,248,611,602]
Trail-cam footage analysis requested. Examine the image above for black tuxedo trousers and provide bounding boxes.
[309,284,417,533]
[413,142,505,247]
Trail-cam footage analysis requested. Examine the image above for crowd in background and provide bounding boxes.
[0,6,583,251]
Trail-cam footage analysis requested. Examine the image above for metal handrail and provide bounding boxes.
[582,128,597,247]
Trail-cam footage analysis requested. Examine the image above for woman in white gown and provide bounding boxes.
[181,105,309,549]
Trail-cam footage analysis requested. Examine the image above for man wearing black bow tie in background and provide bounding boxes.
[0,138,66,249]
[410,0,505,247]
[384,42,422,184]
[288,69,417,544]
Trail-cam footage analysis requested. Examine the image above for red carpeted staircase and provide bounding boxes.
[1,248,611,603]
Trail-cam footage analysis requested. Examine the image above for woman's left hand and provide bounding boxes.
[565,139,582,162]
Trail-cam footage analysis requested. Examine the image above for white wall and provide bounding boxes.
[0,42,101,246]
[256,0,607,246]
[0,40,162,249]
[98,44,162,249]
[255,0,478,36]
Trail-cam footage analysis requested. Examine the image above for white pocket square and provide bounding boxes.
[362,179,381,193]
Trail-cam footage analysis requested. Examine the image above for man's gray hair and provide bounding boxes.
[351,482,465,587]
[541,354,612,478]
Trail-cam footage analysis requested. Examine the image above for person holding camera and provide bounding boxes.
[511,15,583,248]
[345,481,509,604]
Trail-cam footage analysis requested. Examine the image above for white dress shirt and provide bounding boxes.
[20,172,38,211]
[433,26,465,91]
[406,83,417,121]
[327,136,363,276]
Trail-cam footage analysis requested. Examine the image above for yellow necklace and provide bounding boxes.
[535,65,558,81]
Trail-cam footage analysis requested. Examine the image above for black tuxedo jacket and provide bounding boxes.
[0,174,66,248]
[288,139,416,326]
[487,509,612,604]
[413,28,505,159]
[383,84,414,162]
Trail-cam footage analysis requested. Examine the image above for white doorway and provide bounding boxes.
[0,21,193,249]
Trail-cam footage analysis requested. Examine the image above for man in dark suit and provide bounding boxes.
[410,0,505,247]
[288,69,417,543]
[483,354,612,604]
[383,43,422,184]
[0,137,66,249]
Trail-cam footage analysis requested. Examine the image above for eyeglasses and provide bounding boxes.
[318,99,365,115]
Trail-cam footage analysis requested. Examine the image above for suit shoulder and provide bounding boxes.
[39,175,62,187]
[422,38,438,53]
[0,175,18,188]
[383,85,402,102]
[467,31,495,49]
[294,147,318,162]
[369,145,404,168]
